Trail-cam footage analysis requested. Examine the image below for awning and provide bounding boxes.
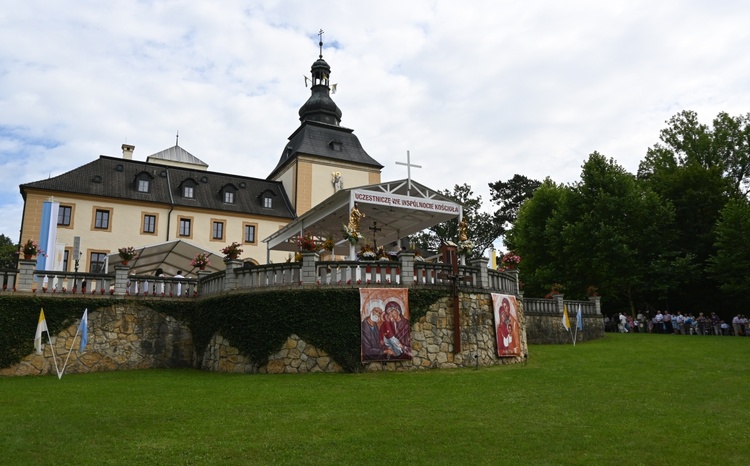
[263,179,462,259]
[107,239,223,276]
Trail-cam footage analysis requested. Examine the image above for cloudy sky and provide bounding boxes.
[2,1,750,241]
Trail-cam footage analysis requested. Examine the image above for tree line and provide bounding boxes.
[415,110,750,316]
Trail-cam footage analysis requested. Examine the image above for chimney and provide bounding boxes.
[122,144,135,160]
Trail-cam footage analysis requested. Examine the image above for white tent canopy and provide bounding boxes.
[107,239,222,276]
[263,179,462,260]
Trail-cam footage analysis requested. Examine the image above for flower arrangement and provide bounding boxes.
[358,244,376,260]
[458,239,474,256]
[297,231,319,252]
[586,285,599,297]
[376,246,390,261]
[191,252,211,269]
[323,235,336,252]
[342,224,363,245]
[118,246,137,261]
[20,239,44,258]
[221,242,243,259]
[545,283,566,299]
[500,251,521,269]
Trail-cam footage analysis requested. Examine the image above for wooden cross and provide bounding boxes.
[438,243,471,353]
[368,221,382,249]
[395,150,422,194]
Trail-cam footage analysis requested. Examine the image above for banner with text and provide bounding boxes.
[351,190,461,215]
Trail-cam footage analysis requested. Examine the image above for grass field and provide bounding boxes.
[1,333,748,465]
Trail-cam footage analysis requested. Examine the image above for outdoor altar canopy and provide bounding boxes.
[263,179,463,260]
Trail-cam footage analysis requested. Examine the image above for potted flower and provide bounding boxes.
[118,246,137,265]
[545,283,565,299]
[20,239,44,260]
[323,235,335,252]
[457,239,474,257]
[358,244,376,261]
[342,224,362,245]
[221,242,243,260]
[500,251,521,270]
[191,253,211,270]
[297,231,319,252]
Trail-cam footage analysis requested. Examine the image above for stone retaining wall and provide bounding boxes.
[3,292,531,376]
[524,313,605,344]
[0,304,193,376]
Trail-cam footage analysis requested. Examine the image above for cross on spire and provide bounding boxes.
[318,29,324,58]
[395,150,422,193]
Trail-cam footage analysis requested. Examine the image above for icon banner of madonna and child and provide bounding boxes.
[491,293,521,357]
[360,288,412,362]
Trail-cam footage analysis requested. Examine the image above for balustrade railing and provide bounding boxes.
[317,261,401,285]
[12,254,521,299]
[236,263,302,288]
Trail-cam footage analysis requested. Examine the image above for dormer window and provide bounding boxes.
[135,171,154,193]
[258,188,276,209]
[180,178,198,199]
[329,140,343,151]
[220,184,237,204]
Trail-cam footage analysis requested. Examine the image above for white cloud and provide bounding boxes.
[2,1,750,239]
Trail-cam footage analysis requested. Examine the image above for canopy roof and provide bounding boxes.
[107,240,223,276]
[263,179,462,258]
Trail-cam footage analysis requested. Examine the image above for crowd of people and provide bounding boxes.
[606,311,750,336]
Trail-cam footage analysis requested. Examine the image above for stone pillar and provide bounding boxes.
[589,295,602,315]
[197,270,212,296]
[553,293,564,316]
[505,269,520,295]
[114,265,130,296]
[223,259,243,292]
[300,252,319,285]
[16,259,37,292]
[398,251,415,286]
[469,257,489,289]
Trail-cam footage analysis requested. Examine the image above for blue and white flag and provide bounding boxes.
[576,305,583,330]
[78,309,88,352]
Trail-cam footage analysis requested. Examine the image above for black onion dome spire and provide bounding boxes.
[298,34,342,126]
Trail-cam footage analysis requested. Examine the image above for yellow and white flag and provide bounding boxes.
[34,309,49,354]
[562,305,571,331]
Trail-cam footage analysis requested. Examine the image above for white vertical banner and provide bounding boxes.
[53,244,66,271]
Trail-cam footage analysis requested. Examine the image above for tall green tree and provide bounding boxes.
[707,198,750,301]
[411,184,502,259]
[509,153,678,313]
[505,178,565,295]
[638,110,742,311]
[488,174,541,234]
[0,234,17,269]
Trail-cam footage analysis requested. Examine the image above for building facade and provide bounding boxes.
[18,51,382,273]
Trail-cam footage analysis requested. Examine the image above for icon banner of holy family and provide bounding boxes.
[492,293,521,357]
[360,288,411,362]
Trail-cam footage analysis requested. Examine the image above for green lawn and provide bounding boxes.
[1,334,748,465]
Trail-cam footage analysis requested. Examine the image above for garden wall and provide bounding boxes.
[1,291,529,376]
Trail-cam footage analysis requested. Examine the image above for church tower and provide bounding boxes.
[268,33,383,216]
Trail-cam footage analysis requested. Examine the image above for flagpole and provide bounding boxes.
[45,331,62,379]
[59,325,82,379]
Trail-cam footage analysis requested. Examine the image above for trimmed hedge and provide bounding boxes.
[0,288,449,372]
